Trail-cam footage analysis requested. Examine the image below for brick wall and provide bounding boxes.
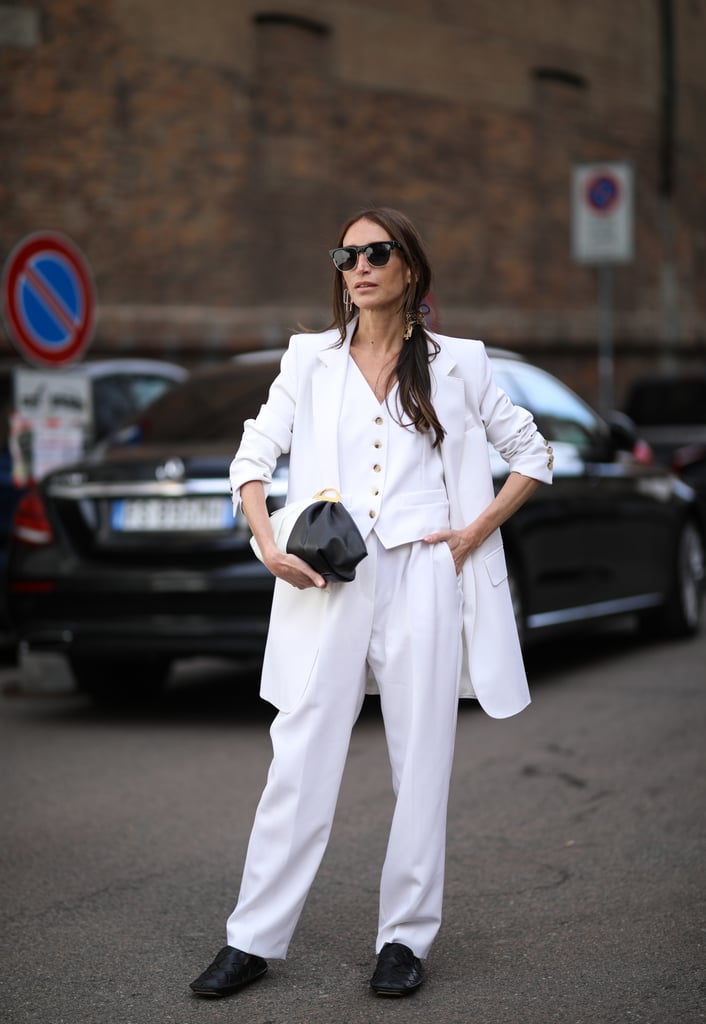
[1,0,704,405]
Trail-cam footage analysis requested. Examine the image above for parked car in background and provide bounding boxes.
[6,349,704,703]
[624,371,706,517]
[624,371,706,465]
[0,358,187,662]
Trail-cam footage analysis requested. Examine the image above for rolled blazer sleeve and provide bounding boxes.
[477,346,553,484]
[228,346,297,512]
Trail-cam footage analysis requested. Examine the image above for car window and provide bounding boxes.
[92,377,133,438]
[626,378,706,426]
[492,359,607,455]
[121,365,278,445]
[92,373,183,440]
[125,375,181,410]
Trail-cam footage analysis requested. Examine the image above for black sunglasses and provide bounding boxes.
[329,240,402,272]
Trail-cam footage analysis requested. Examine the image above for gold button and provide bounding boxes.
[372,488,379,496]
[373,464,381,472]
[373,440,382,449]
[369,510,376,518]
[375,416,383,425]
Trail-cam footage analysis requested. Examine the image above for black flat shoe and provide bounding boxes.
[370,941,423,996]
[190,945,268,997]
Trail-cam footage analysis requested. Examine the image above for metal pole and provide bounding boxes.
[597,263,614,418]
[658,0,679,369]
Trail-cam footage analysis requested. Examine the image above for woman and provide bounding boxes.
[190,207,553,999]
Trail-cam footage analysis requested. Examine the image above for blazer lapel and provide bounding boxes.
[431,340,466,522]
[311,322,356,488]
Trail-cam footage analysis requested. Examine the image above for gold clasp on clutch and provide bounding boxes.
[313,487,341,503]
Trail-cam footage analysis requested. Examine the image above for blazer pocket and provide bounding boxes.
[483,546,508,587]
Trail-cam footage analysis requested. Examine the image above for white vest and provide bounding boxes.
[338,357,451,549]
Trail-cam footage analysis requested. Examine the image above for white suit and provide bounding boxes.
[230,324,554,717]
[224,324,553,960]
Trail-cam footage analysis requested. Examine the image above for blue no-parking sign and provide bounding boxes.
[585,172,621,214]
[2,232,96,366]
[571,163,634,265]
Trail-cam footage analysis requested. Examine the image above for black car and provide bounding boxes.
[6,350,704,703]
[0,357,188,663]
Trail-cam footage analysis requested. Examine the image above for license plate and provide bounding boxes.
[111,497,232,532]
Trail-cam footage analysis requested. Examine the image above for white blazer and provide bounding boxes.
[230,324,553,719]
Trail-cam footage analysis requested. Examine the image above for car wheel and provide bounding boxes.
[69,656,171,705]
[642,519,705,638]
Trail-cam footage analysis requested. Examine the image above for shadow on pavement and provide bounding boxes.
[2,614,695,726]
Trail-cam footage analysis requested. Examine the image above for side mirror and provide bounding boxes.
[606,411,638,450]
[606,412,653,465]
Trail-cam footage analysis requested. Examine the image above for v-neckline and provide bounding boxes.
[348,350,399,406]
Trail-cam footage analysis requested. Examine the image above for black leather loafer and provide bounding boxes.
[370,941,424,996]
[190,945,268,997]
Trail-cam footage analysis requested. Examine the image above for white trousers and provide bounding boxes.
[226,533,463,960]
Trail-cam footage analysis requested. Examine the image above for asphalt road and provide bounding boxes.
[1,621,705,1024]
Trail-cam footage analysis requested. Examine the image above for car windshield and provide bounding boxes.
[92,373,183,439]
[120,363,278,444]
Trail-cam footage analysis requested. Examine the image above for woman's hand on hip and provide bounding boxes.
[423,528,475,575]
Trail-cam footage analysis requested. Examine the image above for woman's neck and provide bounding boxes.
[352,309,404,358]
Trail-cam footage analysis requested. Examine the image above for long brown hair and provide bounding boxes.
[328,207,446,448]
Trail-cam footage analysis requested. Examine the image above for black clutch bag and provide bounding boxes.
[250,488,368,583]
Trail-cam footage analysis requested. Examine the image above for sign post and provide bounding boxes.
[2,232,97,483]
[2,231,96,367]
[571,163,634,417]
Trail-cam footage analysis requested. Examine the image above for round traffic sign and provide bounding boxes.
[585,172,621,214]
[2,231,96,366]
